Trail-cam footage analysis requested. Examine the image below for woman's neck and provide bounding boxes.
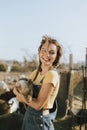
[40,65,53,75]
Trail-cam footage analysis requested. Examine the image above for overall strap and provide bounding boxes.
[33,70,39,81]
[33,70,44,83]
[33,68,57,83]
[40,77,44,83]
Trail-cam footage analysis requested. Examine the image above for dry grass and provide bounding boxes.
[0,71,87,130]
[0,71,31,89]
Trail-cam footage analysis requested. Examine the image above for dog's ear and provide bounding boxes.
[28,79,33,85]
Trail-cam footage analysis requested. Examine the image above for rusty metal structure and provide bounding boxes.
[66,48,87,130]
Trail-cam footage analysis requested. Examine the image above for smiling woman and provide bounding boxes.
[13,35,62,130]
[39,41,57,68]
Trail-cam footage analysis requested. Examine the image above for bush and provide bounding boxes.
[0,64,7,71]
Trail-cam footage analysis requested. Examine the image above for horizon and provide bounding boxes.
[0,0,87,63]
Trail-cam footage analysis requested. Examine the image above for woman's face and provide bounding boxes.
[39,43,57,67]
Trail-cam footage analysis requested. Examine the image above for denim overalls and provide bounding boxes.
[22,71,58,130]
[22,105,55,130]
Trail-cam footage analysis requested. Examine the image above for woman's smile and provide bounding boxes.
[39,43,57,67]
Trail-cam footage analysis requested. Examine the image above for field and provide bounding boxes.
[0,71,87,130]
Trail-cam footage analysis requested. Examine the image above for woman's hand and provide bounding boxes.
[13,87,27,104]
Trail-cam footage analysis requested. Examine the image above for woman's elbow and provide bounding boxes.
[35,102,43,111]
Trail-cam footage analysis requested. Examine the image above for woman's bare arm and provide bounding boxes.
[13,83,54,110]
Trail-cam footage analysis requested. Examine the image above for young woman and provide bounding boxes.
[13,35,62,130]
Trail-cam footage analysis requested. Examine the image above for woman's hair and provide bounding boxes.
[38,35,62,71]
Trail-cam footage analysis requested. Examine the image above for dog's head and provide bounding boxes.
[16,78,33,102]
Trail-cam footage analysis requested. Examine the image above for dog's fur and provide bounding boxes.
[16,78,33,102]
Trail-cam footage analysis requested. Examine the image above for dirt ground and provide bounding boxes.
[54,115,87,130]
[0,72,87,130]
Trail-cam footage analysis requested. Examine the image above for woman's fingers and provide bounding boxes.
[13,87,19,95]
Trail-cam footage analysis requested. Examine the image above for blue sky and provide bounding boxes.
[0,0,87,63]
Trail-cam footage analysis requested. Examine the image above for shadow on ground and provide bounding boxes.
[54,116,72,130]
[54,115,87,130]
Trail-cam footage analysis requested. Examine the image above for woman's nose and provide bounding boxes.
[45,51,49,57]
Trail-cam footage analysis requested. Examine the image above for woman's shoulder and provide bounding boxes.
[43,69,60,86]
[47,69,58,74]
[45,69,59,78]
[29,69,38,79]
[32,69,38,74]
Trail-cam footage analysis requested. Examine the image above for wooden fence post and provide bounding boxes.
[69,54,73,70]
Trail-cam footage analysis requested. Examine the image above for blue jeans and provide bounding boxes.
[22,106,54,130]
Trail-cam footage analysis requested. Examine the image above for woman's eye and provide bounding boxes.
[49,51,56,55]
[41,49,46,53]
[41,49,56,55]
